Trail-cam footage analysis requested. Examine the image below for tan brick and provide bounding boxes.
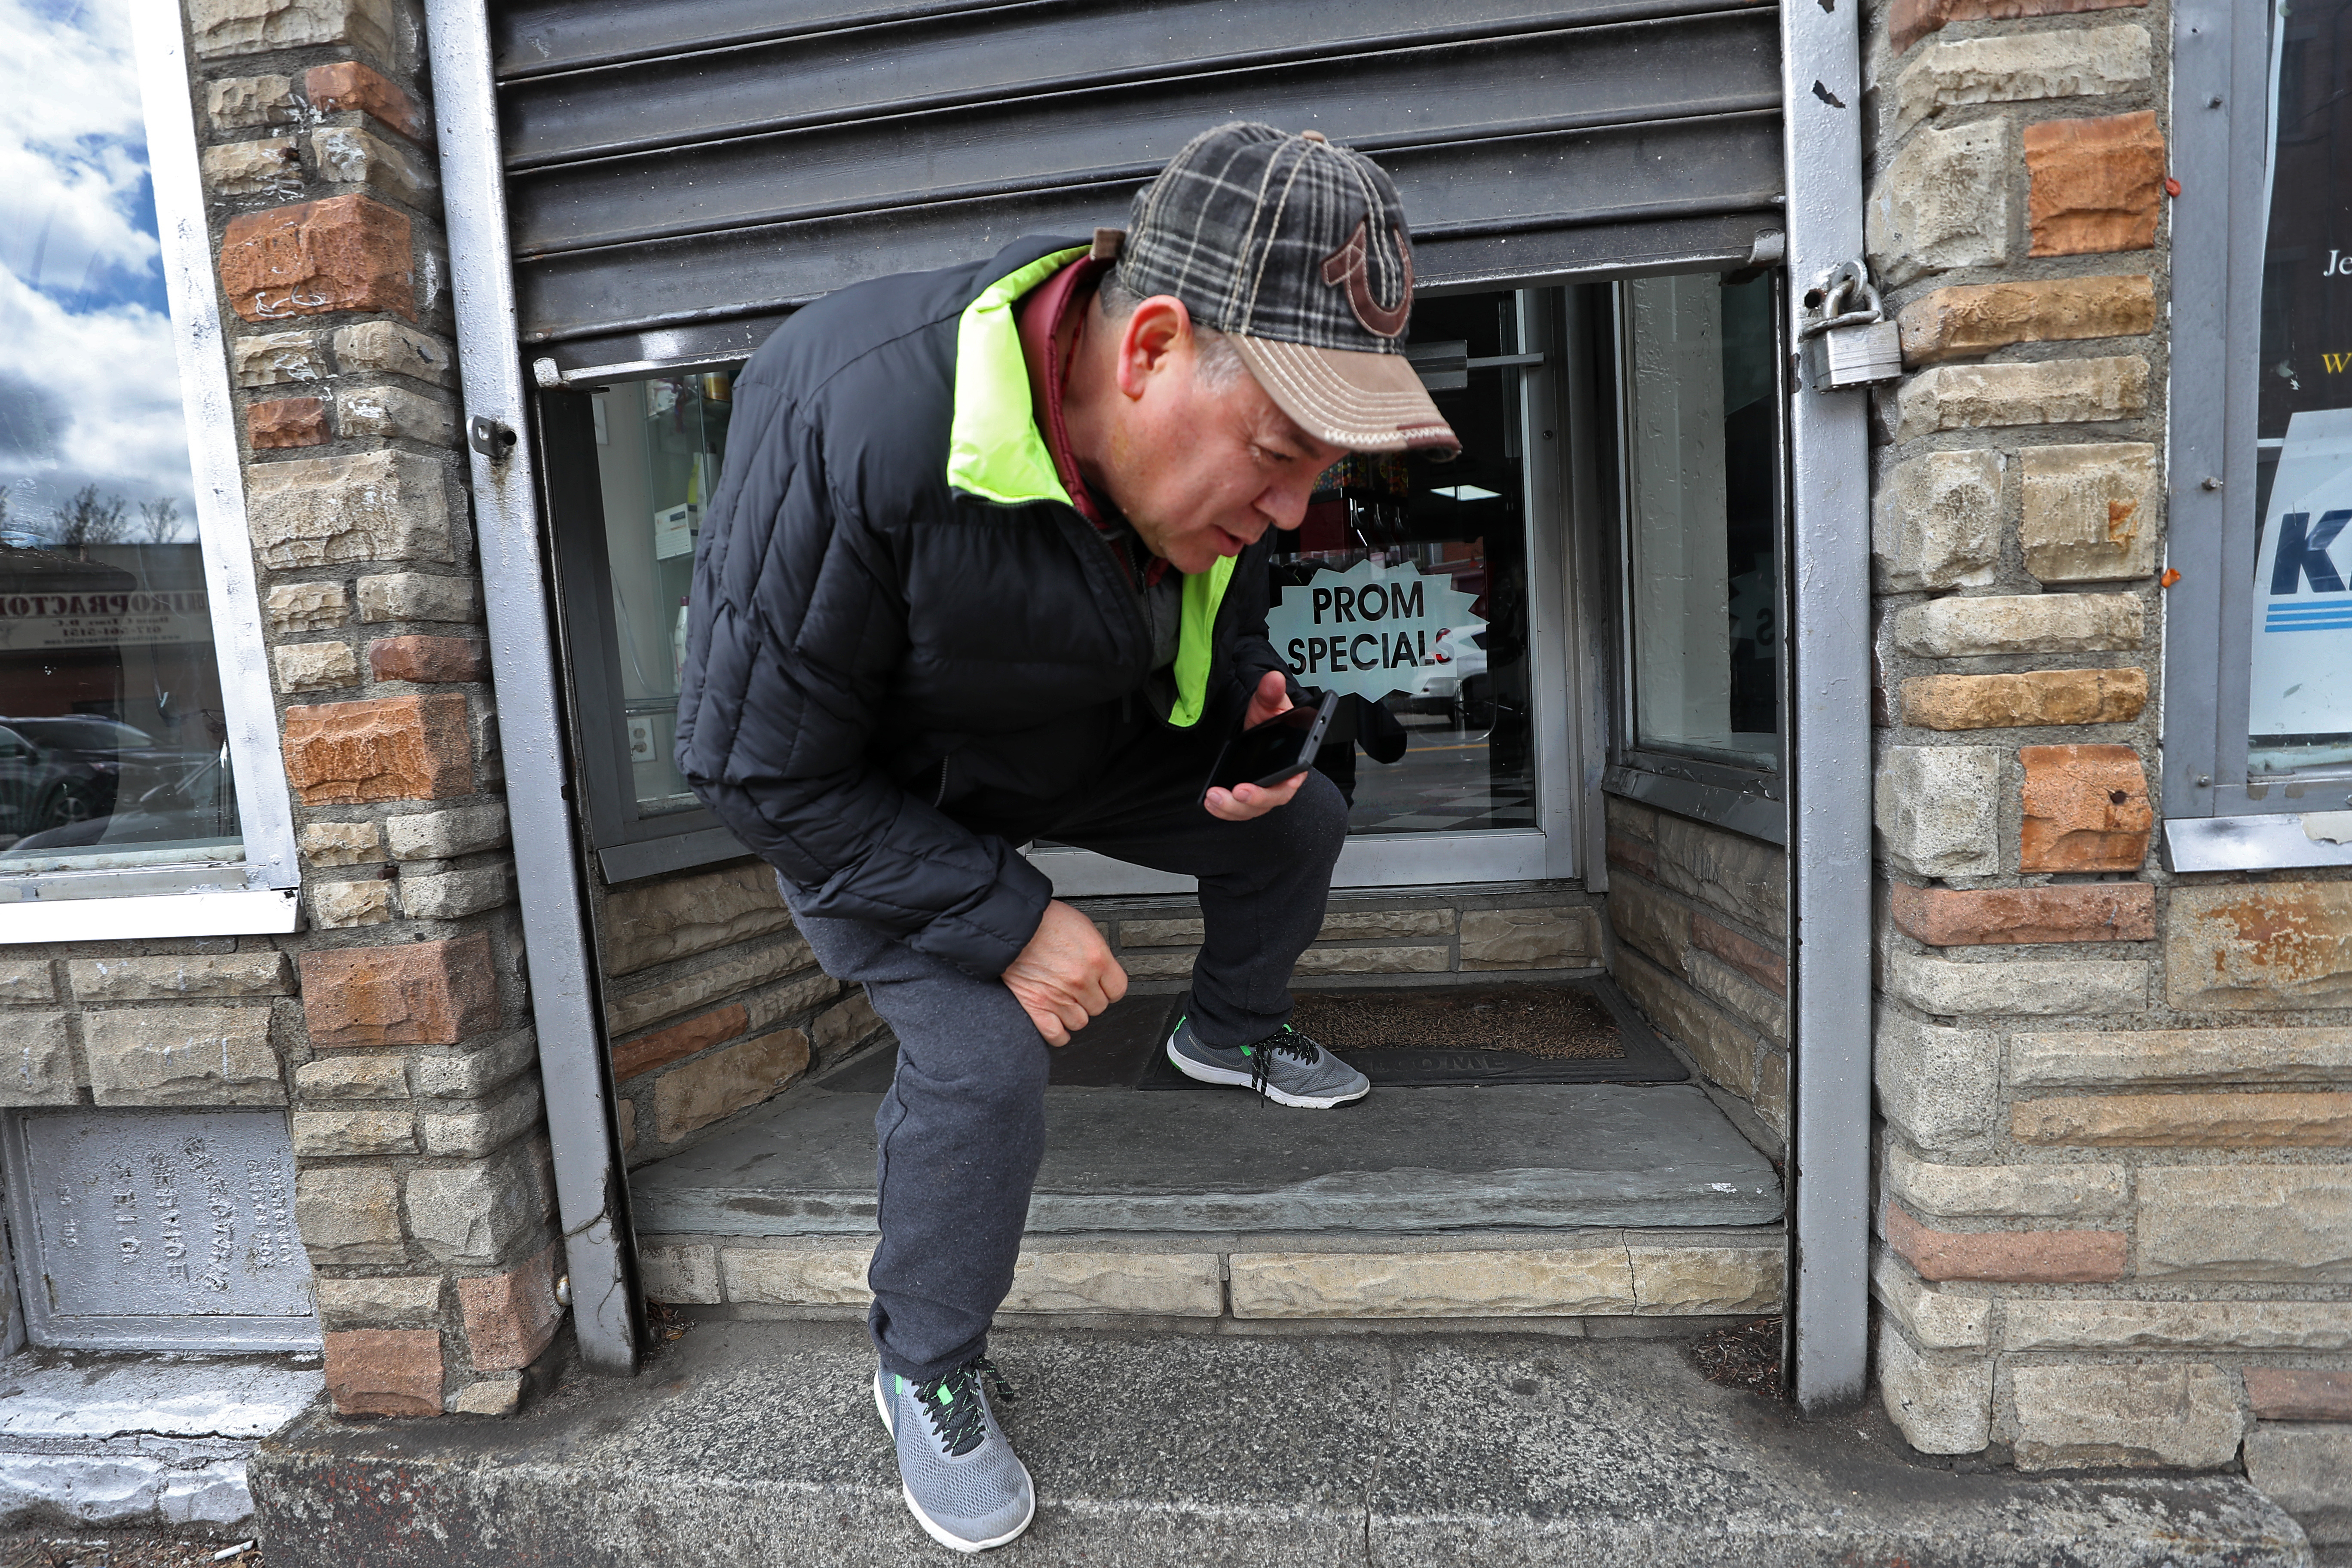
[2009,1363,2244,1471]
[232,328,328,388]
[300,820,383,866]
[1889,882,2153,946]
[1689,950,1786,1044]
[0,962,56,1006]
[207,73,300,131]
[1608,881,1690,974]
[1461,906,1602,969]
[0,1012,77,1106]
[722,1246,871,1305]
[1626,1246,1780,1314]
[452,1376,521,1417]
[368,634,487,684]
[220,193,413,324]
[1605,834,1660,881]
[812,990,882,1060]
[1881,948,2148,1016]
[1891,592,2143,658]
[1872,1250,1992,1349]
[314,881,402,937]
[1900,668,2145,730]
[266,580,349,633]
[652,1029,810,1142]
[1874,448,2002,591]
[2167,883,2352,1013]
[1877,746,2000,878]
[2024,111,2165,257]
[333,322,455,387]
[1614,947,1758,1097]
[1886,1143,2125,1219]
[1883,1201,2123,1283]
[308,126,435,207]
[294,1054,408,1099]
[1293,945,1452,976]
[2242,1425,2352,1539]
[291,1105,417,1157]
[294,1166,403,1264]
[2020,442,2160,582]
[1690,913,1784,994]
[201,136,303,200]
[273,640,361,695]
[2018,743,2150,872]
[300,931,500,1048]
[2137,1166,2352,1281]
[1866,119,2012,285]
[2006,1300,2352,1354]
[84,1007,282,1106]
[1899,276,2155,367]
[638,1243,721,1305]
[1878,1319,1993,1453]
[1895,358,2149,441]
[456,1241,563,1372]
[1123,950,1197,981]
[68,953,293,1001]
[1000,1252,1224,1316]
[603,936,816,1035]
[246,449,452,569]
[303,60,426,141]
[1892,26,2151,132]
[2013,1091,2352,1147]
[612,1004,749,1083]
[1652,815,1786,937]
[1878,1008,2001,1150]
[1119,917,1202,947]
[311,1274,441,1329]
[1888,0,2147,54]
[282,693,472,805]
[322,1328,443,1418]
[419,1075,540,1157]
[2010,1026,2352,1087]
[2247,1369,2352,1421]
[603,863,795,976]
[191,0,399,61]
[1228,1247,1636,1318]
[1318,908,1455,940]
[336,383,455,444]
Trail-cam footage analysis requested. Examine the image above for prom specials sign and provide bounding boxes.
[1265,559,1484,701]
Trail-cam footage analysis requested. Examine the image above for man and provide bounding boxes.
[677,122,1457,1553]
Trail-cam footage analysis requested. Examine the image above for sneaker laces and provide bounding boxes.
[913,1357,1015,1457]
[1241,1024,1322,1101]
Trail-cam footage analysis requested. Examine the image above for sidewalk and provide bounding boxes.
[252,1319,2311,1567]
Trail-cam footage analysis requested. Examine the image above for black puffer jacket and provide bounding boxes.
[677,236,1288,978]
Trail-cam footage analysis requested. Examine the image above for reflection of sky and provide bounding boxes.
[0,0,197,541]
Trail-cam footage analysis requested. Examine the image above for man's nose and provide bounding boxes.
[1264,485,1312,532]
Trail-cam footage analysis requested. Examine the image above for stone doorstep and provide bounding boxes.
[0,1354,325,1536]
[248,1320,2311,1568]
[638,1228,1787,1322]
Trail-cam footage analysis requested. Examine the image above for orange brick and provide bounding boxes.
[249,396,328,448]
[1890,881,2154,946]
[282,693,471,804]
[369,635,487,684]
[2019,744,2151,872]
[300,931,500,1048]
[1899,276,2156,368]
[303,60,427,142]
[1885,1201,2125,1283]
[2245,1368,2352,1421]
[1902,668,2146,730]
[457,1241,563,1373]
[1691,913,1785,995]
[1605,836,1659,882]
[2024,111,2165,257]
[1888,0,2146,53]
[612,1004,749,1082]
[220,193,413,324]
[324,1328,443,1417]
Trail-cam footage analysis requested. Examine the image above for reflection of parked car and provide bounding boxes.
[1404,627,1489,712]
[0,717,209,839]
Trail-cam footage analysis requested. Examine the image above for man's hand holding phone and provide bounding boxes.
[1204,671,1323,821]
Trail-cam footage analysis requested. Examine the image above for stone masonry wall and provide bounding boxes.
[1601,799,1790,1158]
[1863,0,2351,1518]
[0,0,561,1419]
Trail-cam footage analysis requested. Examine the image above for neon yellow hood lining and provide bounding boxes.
[946,247,1235,729]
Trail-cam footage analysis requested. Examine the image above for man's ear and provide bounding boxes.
[1115,296,1191,401]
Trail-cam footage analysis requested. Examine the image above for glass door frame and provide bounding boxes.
[1029,285,1589,895]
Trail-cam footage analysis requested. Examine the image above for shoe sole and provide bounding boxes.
[1164,1038,1370,1109]
[873,1373,1037,1554]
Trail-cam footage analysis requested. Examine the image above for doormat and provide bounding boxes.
[1136,979,1687,1090]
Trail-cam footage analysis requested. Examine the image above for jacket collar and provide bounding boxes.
[946,245,1090,505]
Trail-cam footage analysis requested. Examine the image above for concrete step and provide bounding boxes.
[629,1081,1784,1237]
[250,1319,2311,1568]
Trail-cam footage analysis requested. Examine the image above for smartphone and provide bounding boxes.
[1202,689,1340,801]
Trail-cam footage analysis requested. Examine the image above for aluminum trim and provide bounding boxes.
[426,0,643,1376]
[1601,768,1787,846]
[1028,832,1558,898]
[1777,0,1871,1412]
[2165,812,2352,873]
[126,0,300,891]
[597,827,755,884]
[0,888,297,944]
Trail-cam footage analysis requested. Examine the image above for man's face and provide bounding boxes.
[1087,297,1349,576]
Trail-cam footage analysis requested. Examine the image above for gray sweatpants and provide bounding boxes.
[785,742,1348,1383]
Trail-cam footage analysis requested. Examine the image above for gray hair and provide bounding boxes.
[1096,270,1249,391]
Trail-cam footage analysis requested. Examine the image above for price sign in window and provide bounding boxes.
[2248,0,2352,772]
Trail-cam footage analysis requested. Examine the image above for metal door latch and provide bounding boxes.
[468,415,518,462]
[1798,260,1901,391]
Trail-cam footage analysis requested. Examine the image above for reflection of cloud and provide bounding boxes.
[0,0,194,538]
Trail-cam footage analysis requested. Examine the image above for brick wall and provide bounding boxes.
[1863,0,2352,1499]
[1601,799,1790,1156]
[0,0,564,1419]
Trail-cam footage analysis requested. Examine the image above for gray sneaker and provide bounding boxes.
[1166,1012,1370,1108]
[873,1358,1035,1553]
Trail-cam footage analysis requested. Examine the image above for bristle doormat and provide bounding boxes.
[1137,979,1687,1089]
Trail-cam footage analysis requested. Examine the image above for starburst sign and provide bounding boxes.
[1263,559,1486,701]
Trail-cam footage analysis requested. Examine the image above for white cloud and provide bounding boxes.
[0,0,194,537]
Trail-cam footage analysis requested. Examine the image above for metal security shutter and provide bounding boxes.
[495,0,1783,380]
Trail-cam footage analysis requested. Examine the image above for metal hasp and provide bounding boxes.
[1798,260,1903,391]
[425,0,644,1375]
[1778,3,1875,1409]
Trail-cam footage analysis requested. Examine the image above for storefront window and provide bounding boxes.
[1268,288,1537,835]
[0,0,240,876]
[1619,272,1781,770]
[2247,0,2352,774]
[589,374,735,816]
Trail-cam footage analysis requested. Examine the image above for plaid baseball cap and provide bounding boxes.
[1111,122,1459,456]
